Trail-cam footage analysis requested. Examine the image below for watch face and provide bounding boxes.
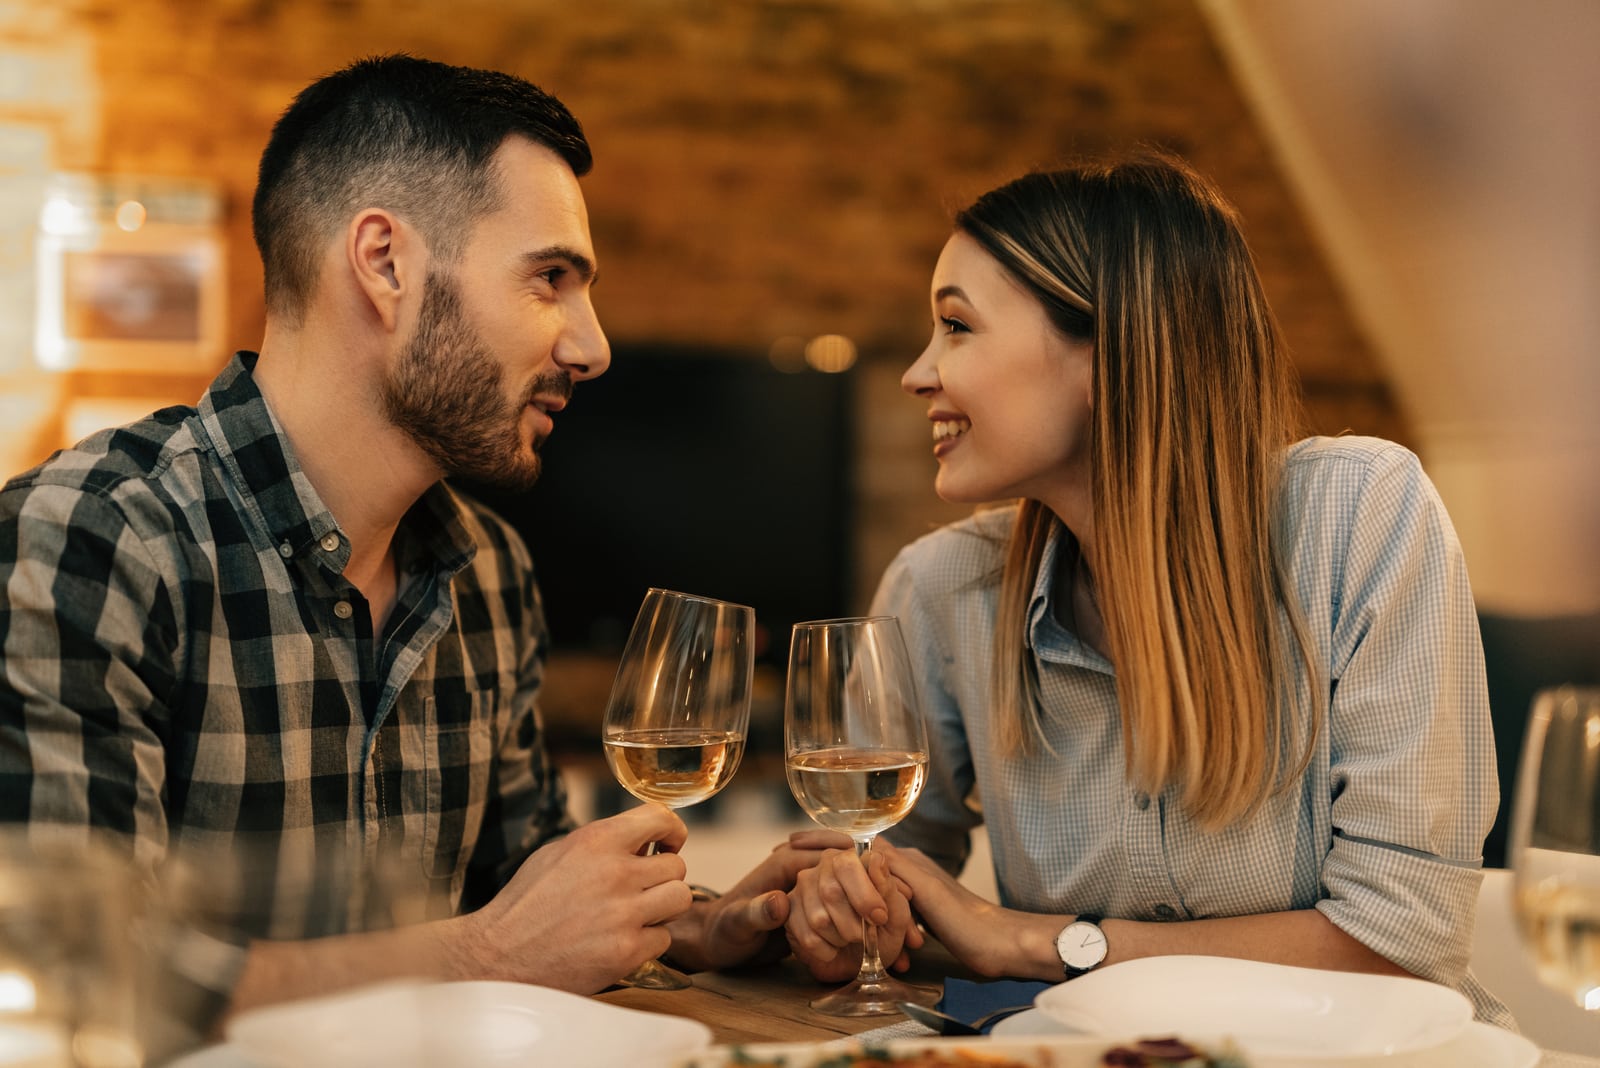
[1057,920,1107,970]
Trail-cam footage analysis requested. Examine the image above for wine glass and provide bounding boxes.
[601,588,755,990]
[1509,686,1600,1012]
[783,615,939,1016]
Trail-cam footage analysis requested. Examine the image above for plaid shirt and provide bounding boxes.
[0,352,573,1021]
[877,436,1514,1028]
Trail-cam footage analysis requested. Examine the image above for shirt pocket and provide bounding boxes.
[420,690,496,880]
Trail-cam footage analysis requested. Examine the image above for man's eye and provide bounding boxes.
[939,316,970,335]
[537,267,565,286]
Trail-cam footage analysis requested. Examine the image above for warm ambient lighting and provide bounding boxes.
[804,334,857,373]
[113,200,146,232]
[38,196,82,237]
[0,970,36,1013]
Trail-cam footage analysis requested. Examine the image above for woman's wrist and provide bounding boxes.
[992,908,1075,981]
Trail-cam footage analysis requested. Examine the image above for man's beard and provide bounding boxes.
[381,270,571,492]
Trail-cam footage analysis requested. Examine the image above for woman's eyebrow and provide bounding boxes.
[934,284,970,303]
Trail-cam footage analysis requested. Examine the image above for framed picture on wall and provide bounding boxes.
[35,173,226,374]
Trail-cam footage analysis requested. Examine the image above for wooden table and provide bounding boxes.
[596,953,963,1046]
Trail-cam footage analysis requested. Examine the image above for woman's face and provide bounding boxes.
[902,231,1095,508]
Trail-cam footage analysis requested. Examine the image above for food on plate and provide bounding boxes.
[714,1049,1038,1066]
[683,1036,1248,1067]
[1100,1037,1248,1067]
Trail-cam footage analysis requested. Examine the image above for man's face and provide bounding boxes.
[381,137,609,491]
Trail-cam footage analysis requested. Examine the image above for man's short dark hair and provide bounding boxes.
[252,53,592,323]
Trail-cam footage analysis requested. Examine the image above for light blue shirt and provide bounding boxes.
[874,436,1512,1026]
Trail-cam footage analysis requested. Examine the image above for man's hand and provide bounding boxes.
[453,803,692,993]
[665,829,856,973]
[784,837,923,983]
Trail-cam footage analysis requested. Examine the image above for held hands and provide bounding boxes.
[459,803,692,993]
[665,828,861,973]
[785,837,925,983]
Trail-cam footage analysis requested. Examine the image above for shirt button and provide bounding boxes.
[278,542,293,558]
[333,600,354,620]
[1134,792,1151,810]
[320,533,341,553]
[1154,903,1177,920]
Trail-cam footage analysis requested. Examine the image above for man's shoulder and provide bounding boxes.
[2,404,204,508]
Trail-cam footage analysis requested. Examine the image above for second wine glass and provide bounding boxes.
[602,587,755,990]
[1509,686,1600,1013]
[784,615,939,1016]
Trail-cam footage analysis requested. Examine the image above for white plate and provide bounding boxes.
[1035,956,1472,1064]
[995,1009,1539,1068]
[207,979,710,1068]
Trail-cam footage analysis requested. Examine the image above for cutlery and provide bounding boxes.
[897,1000,1033,1036]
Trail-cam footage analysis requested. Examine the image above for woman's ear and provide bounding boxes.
[346,208,415,333]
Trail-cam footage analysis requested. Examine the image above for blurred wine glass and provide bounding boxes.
[783,615,937,1017]
[0,832,143,1067]
[601,588,754,990]
[1510,686,1600,1012]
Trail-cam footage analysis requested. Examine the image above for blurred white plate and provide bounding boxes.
[994,1010,1537,1068]
[1034,956,1472,1063]
[194,980,710,1068]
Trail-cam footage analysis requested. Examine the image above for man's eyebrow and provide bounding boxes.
[521,245,599,285]
[934,284,969,303]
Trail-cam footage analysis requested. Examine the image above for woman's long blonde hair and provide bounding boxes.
[968,153,1322,829]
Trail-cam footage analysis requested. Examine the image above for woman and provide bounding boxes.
[784,152,1510,1024]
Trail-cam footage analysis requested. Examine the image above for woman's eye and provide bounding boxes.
[939,316,970,335]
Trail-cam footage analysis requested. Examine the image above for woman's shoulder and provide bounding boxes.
[886,504,1016,593]
[1282,435,1428,502]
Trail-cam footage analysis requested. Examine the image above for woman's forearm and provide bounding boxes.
[990,906,1411,981]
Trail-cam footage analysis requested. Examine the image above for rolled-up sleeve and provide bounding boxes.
[1314,445,1497,987]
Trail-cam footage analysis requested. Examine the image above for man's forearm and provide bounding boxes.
[224,913,480,1029]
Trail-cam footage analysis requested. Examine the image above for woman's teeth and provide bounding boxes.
[932,419,971,442]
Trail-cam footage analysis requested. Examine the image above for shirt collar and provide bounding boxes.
[194,352,477,578]
[1027,518,1114,673]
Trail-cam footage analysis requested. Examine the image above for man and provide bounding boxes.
[0,54,833,1036]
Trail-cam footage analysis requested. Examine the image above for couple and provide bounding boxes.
[0,54,1509,1039]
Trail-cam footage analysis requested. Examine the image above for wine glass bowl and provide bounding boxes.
[601,588,755,990]
[1509,686,1600,1012]
[783,615,938,1017]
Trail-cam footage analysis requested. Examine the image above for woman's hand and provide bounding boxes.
[785,838,924,982]
[883,840,1040,978]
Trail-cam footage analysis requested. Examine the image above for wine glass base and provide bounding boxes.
[809,974,940,1017]
[615,957,693,991]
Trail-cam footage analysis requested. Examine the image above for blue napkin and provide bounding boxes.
[937,978,1052,1033]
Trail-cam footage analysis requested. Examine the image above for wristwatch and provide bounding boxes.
[1055,913,1107,979]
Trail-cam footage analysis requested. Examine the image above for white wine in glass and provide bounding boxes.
[784,615,938,1017]
[602,587,755,991]
[1510,686,1600,1012]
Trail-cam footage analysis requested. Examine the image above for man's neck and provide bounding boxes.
[254,323,438,608]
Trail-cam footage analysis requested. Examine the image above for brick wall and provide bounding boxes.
[1,0,1402,611]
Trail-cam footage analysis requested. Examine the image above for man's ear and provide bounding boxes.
[346,208,418,333]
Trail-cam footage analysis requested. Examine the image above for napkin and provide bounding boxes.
[936,977,1052,1033]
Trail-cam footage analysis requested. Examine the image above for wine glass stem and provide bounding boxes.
[854,836,889,983]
